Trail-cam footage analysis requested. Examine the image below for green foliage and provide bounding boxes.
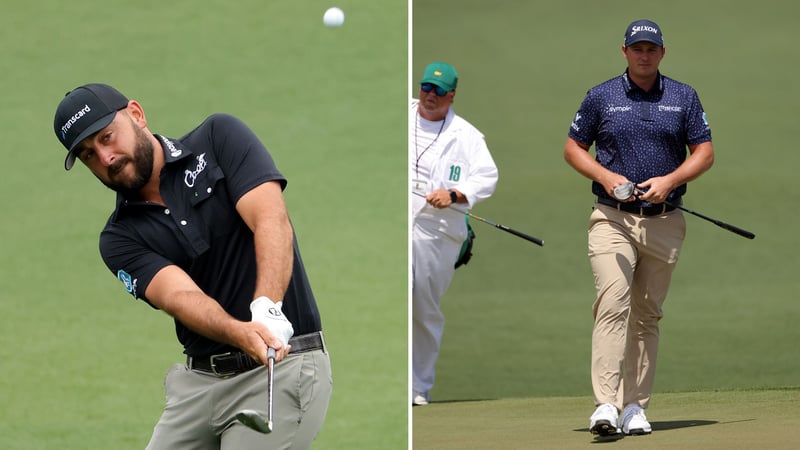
[0,1,407,449]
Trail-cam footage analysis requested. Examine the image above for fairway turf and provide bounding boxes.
[0,1,406,449]
[413,389,800,449]
[412,0,800,444]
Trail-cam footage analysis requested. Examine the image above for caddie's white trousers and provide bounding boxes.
[412,220,461,397]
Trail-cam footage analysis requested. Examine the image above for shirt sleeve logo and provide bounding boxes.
[570,112,582,131]
[117,270,138,297]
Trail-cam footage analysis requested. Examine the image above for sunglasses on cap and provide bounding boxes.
[420,83,450,96]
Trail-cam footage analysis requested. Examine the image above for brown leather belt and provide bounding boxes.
[187,331,325,377]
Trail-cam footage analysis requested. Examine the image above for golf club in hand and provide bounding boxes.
[236,347,276,433]
[614,182,755,239]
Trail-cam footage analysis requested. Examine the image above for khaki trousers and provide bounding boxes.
[588,204,685,411]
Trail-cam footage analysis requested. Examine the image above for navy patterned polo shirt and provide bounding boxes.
[568,70,712,204]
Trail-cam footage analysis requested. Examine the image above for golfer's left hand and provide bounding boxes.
[637,177,676,204]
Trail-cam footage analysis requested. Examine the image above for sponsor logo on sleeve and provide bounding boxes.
[117,270,138,297]
[570,112,582,131]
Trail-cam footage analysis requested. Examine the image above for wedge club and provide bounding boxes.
[236,347,275,433]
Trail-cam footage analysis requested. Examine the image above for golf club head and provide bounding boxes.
[236,409,273,434]
[613,181,635,201]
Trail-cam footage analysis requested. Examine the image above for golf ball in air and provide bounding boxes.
[323,7,344,27]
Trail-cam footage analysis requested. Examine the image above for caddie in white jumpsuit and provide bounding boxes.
[411,62,498,405]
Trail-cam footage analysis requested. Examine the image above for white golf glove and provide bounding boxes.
[250,296,294,347]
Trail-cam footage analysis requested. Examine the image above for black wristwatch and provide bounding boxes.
[448,190,458,204]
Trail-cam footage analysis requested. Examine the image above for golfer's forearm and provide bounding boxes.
[160,291,244,346]
[251,220,294,303]
[236,182,294,303]
[668,142,714,187]
[564,139,614,185]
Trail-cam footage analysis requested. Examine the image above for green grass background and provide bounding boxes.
[414,389,800,449]
[0,1,406,449]
[412,0,799,426]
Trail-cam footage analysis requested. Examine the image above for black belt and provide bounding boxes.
[187,331,325,377]
[597,197,676,217]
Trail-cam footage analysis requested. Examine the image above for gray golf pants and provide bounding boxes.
[146,349,332,450]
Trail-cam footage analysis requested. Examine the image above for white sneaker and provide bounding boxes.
[412,392,429,406]
[622,404,652,435]
[589,403,620,436]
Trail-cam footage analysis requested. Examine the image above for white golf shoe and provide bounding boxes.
[412,392,429,406]
[589,403,620,436]
[622,404,652,435]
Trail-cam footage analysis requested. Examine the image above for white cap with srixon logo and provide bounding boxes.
[53,83,129,170]
[624,19,663,47]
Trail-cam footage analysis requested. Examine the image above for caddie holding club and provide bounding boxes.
[563,19,714,437]
[411,62,498,406]
[52,83,331,449]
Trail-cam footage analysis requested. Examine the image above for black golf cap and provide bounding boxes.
[53,83,129,170]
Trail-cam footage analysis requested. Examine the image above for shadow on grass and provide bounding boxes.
[574,419,723,442]
[429,398,497,405]
[574,419,721,434]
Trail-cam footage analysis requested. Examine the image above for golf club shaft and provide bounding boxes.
[267,347,275,426]
[666,202,755,239]
[413,192,544,246]
[466,211,544,246]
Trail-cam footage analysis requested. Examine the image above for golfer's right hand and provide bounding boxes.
[250,296,294,347]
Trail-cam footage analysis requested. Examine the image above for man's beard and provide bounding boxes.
[100,125,155,198]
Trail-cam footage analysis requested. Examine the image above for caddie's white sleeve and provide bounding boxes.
[457,133,498,207]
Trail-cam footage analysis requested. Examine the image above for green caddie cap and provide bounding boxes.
[420,62,458,92]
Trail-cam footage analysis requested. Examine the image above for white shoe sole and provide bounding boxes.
[624,427,652,436]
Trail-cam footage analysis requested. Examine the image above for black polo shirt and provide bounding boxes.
[99,113,322,356]
[568,70,712,205]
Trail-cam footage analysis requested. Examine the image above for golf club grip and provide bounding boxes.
[711,220,756,239]
[495,223,545,246]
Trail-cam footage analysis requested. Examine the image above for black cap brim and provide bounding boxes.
[63,111,117,170]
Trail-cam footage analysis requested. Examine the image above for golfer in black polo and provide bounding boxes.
[53,83,332,449]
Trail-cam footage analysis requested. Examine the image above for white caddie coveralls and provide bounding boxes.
[411,100,498,399]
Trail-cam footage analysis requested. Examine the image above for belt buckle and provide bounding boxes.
[209,352,236,377]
